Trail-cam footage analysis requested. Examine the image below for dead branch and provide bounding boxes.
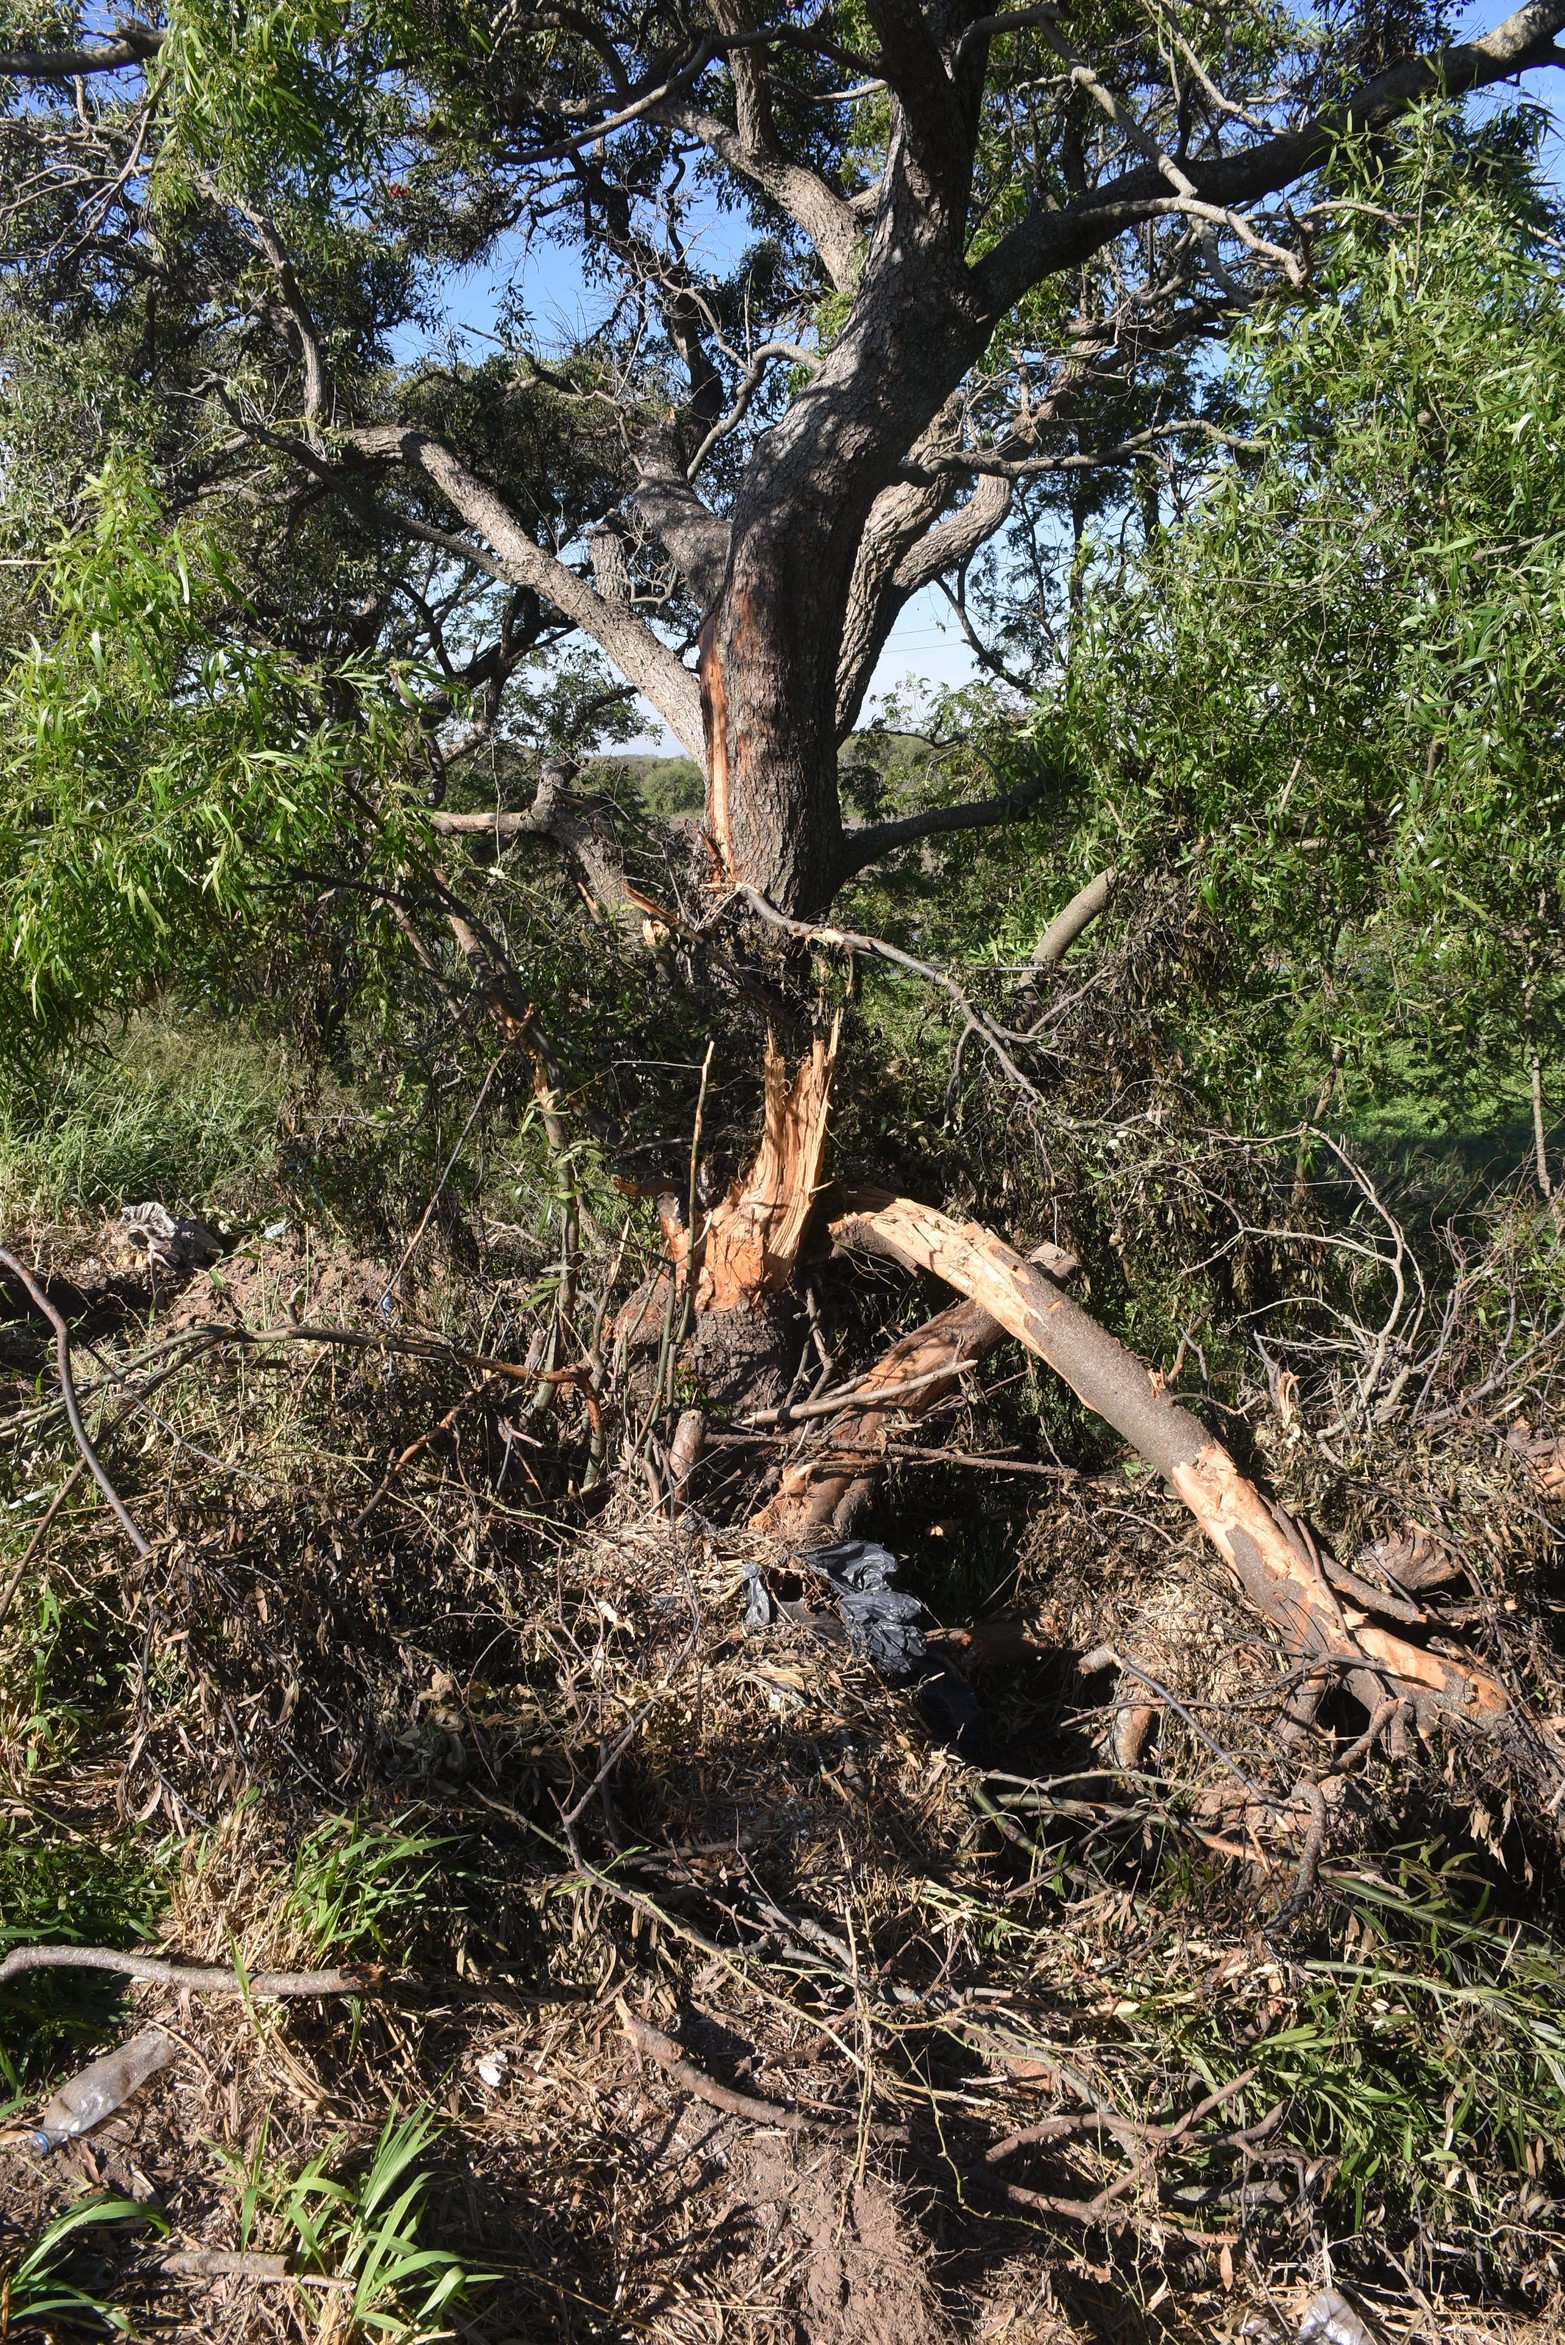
[161,2253,292,2281]
[828,1193,1512,1733]
[622,2011,819,2132]
[754,1238,1076,1535]
[0,1248,152,1558]
[0,1945,369,1996]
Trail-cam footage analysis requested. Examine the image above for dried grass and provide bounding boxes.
[3,1191,1564,2345]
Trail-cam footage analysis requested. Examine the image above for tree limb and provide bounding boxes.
[833,1194,1514,1731]
[427,759,648,933]
[648,97,863,290]
[891,469,1014,595]
[1015,868,1117,995]
[835,407,1014,739]
[836,767,1058,881]
[974,0,1565,320]
[0,25,162,76]
[348,425,706,757]
[0,1944,364,1996]
[630,435,732,605]
[0,1249,152,1559]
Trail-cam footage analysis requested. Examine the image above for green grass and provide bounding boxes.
[0,1820,173,2107]
[0,2193,166,2338]
[227,2106,489,2342]
[285,1813,453,1965]
[0,1010,289,1226]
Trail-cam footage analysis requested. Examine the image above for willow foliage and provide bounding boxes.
[0,464,428,1050]
[1065,111,1565,1131]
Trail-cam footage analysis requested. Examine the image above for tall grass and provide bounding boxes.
[0,1012,289,1227]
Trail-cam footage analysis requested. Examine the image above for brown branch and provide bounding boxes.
[622,2011,819,2131]
[428,759,648,934]
[346,426,706,756]
[835,769,1061,882]
[828,1195,1513,1732]
[753,1239,1076,1534]
[1026,869,1116,969]
[0,1945,367,1996]
[1012,870,1118,1013]
[161,2253,294,2281]
[0,1248,151,1559]
[1,26,162,76]
[648,99,863,290]
[974,0,1565,320]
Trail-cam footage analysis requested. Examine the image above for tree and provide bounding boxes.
[3,0,1563,952]
[1053,112,1565,1140]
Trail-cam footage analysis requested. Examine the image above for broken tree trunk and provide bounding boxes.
[616,1026,839,1413]
[831,1191,1509,1732]
[754,1237,1077,1539]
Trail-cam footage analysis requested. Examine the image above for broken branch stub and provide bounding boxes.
[831,1192,1508,1732]
[755,1238,1078,1538]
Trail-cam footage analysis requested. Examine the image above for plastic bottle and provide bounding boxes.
[29,2027,175,2154]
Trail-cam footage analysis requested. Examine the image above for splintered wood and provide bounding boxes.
[832,1190,1512,1733]
[696,1024,838,1308]
[755,1241,1077,1538]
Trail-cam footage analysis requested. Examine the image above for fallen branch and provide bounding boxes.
[0,1945,368,1996]
[0,1249,152,1559]
[161,2252,292,2281]
[621,2011,818,2132]
[1014,868,1117,1006]
[830,1193,1510,1732]
[755,1234,1077,1536]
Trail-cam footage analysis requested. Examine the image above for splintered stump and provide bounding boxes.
[830,1191,1510,1734]
[615,1027,838,1413]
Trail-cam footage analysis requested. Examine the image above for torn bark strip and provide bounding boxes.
[831,1191,1508,1731]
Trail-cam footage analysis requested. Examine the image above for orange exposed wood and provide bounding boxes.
[695,1025,838,1311]
[698,611,733,879]
[755,1239,1077,1536]
[832,1192,1510,1731]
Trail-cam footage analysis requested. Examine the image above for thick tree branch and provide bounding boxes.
[193,172,328,437]
[834,470,1013,736]
[348,425,705,758]
[892,467,1013,594]
[630,436,731,606]
[836,765,1059,881]
[0,24,162,75]
[428,760,647,933]
[648,97,863,290]
[1013,869,1117,1008]
[974,0,1565,319]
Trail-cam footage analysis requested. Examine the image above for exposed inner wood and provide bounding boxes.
[755,1238,1077,1537]
[831,1190,1510,1730]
